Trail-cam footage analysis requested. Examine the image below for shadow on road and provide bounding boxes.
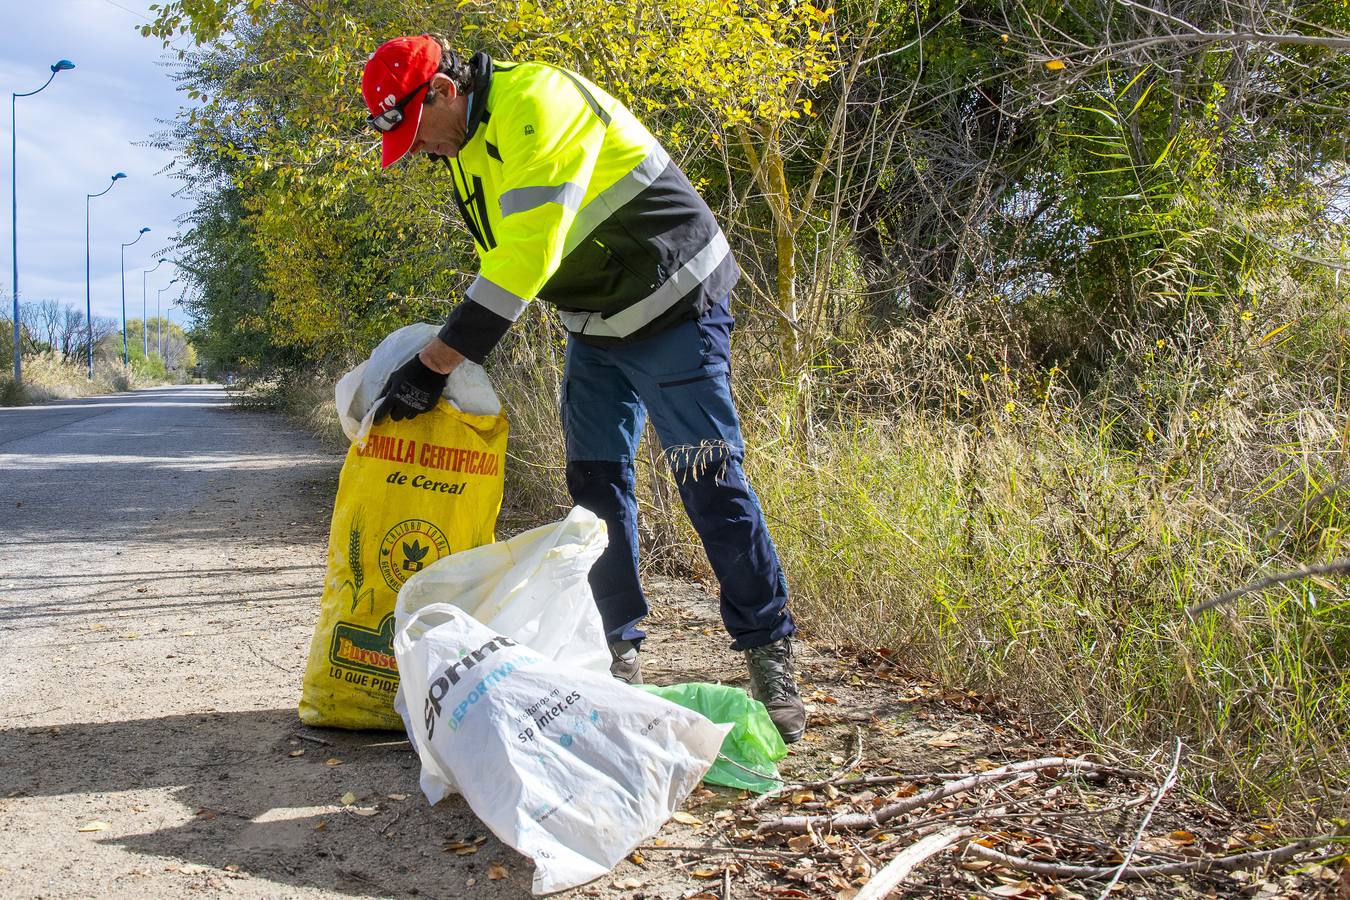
[1,709,532,898]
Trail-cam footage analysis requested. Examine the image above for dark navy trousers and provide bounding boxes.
[561,299,795,652]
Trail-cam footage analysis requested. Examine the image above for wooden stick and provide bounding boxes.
[853,828,971,900]
[757,757,1140,834]
[1187,558,1350,617]
[964,838,1325,880]
[637,843,835,861]
[1095,738,1182,899]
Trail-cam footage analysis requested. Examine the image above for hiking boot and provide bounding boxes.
[609,640,642,685]
[744,636,806,743]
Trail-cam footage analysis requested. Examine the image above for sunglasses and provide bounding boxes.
[367,79,432,133]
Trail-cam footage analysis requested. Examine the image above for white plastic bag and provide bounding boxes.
[393,604,728,894]
[336,323,502,443]
[394,505,611,677]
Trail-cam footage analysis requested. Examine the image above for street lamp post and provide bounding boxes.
[11,59,75,384]
[85,172,125,378]
[156,277,178,358]
[119,227,150,365]
[142,258,165,358]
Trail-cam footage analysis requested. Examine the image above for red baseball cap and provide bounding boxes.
[362,35,442,168]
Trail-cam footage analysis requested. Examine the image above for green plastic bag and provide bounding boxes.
[638,682,787,793]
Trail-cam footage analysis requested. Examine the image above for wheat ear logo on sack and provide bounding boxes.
[337,509,377,613]
[379,519,451,591]
[330,612,399,678]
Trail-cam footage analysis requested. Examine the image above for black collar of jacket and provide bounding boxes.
[463,51,493,143]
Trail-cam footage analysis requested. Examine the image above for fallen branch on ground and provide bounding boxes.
[1095,738,1182,899]
[854,827,971,900]
[638,843,837,861]
[757,757,1141,834]
[963,837,1328,880]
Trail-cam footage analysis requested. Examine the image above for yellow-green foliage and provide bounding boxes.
[485,0,835,130]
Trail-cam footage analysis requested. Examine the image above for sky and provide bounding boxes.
[2,0,196,330]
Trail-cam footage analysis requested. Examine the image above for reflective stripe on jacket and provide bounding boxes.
[438,55,738,361]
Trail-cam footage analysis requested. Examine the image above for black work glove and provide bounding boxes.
[374,354,449,423]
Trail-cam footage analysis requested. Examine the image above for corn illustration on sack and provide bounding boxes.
[299,400,508,729]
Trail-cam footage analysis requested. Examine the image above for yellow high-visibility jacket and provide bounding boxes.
[437,54,738,361]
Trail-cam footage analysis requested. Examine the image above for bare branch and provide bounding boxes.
[854,827,971,900]
[1186,559,1350,617]
[964,837,1332,879]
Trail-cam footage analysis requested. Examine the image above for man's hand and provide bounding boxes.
[374,353,451,423]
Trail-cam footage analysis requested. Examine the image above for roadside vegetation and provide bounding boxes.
[143,0,1348,827]
[1,304,197,405]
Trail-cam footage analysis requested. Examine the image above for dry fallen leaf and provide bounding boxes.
[989,881,1036,898]
[628,851,645,865]
[325,758,343,767]
[387,793,408,801]
[339,792,357,806]
[925,729,968,748]
[612,877,641,889]
[789,790,815,804]
[691,867,723,878]
[1168,830,1197,846]
[1045,59,1066,71]
[77,821,110,833]
[351,807,379,817]
[787,834,815,852]
[671,811,703,826]
[489,863,509,881]
[288,749,304,758]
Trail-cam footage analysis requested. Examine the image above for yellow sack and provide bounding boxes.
[299,401,508,729]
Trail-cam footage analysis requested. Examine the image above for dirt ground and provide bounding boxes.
[0,390,1341,899]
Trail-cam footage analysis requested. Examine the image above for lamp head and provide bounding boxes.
[52,60,76,72]
[139,227,151,234]
[112,172,126,181]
